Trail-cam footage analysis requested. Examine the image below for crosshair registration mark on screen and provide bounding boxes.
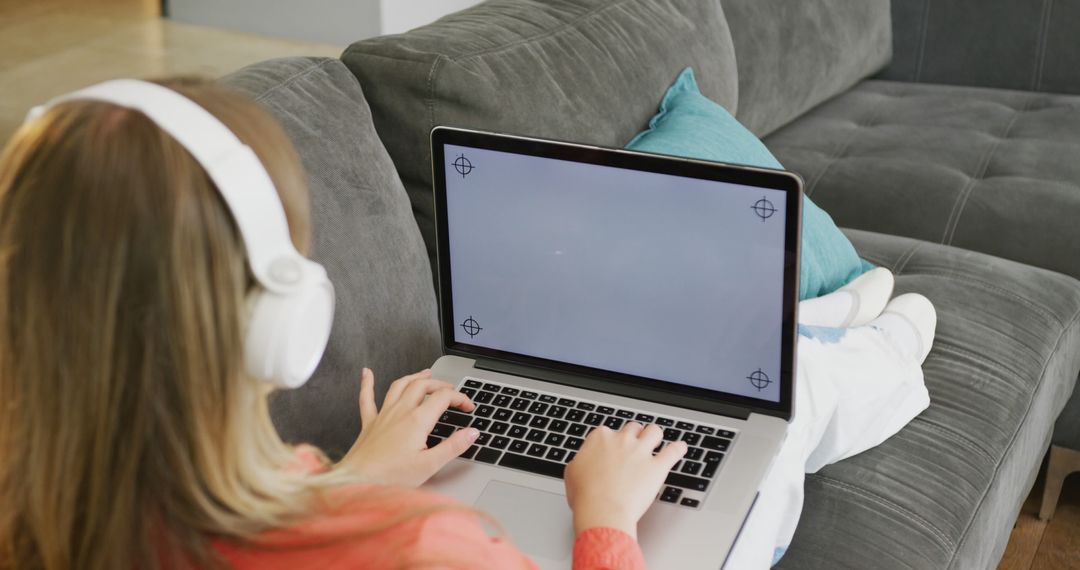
[460,316,482,338]
[452,154,474,178]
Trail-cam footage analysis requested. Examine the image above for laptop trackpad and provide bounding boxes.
[474,481,573,562]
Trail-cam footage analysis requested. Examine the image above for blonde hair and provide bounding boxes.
[0,79,413,570]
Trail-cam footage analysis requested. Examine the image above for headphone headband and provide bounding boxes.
[27,80,304,293]
[25,79,336,389]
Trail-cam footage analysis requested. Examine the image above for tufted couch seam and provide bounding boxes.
[948,304,1080,567]
[943,96,1035,246]
[812,474,955,551]
[909,416,998,465]
[247,58,342,105]
[802,95,895,198]
[892,270,1064,327]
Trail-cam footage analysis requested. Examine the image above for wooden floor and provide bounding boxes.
[0,0,340,143]
[2,1,1080,567]
[999,467,1080,570]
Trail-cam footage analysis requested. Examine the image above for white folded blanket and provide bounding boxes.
[724,323,930,568]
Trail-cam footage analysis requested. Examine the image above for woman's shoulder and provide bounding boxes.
[214,484,533,570]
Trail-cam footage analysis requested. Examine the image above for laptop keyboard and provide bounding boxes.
[426,377,737,509]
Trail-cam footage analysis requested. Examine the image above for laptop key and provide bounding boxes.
[529,416,550,429]
[576,402,596,411]
[681,461,703,475]
[501,386,520,396]
[567,452,577,463]
[564,437,583,450]
[511,412,531,425]
[546,406,567,419]
[680,498,700,508]
[665,472,709,492]
[567,423,587,437]
[656,417,674,427]
[526,429,546,442]
[493,395,512,408]
[696,425,715,435]
[604,416,624,430]
[493,409,512,422]
[681,432,701,446]
[499,453,566,479]
[527,443,548,457]
[441,411,472,427]
[663,428,681,441]
[431,423,455,437]
[474,391,494,404]
[701,436,730,452]
[547,447,567,462]
[565,409,585,422]
[616,409,635,419]
[635,413,655,423]
[702,461,719,479]
[475,448,501,464]
[660,486,682,503]
[521,391,538,400]
[426,435,442,448]
[475,405,495,418]
[717,429,736,439]
[705,451,724,464]
[528,402,549,415]
[540,394,558,403]
[471,418,491,431]
[544,433,565,447]
[461,446,478,460]
[584,413,603,426]
[490,422,509,435]
[597,406,615,415]
[558,398,576,407]
[549,420,569,433]
[490,436,510,449]
[476,433,492,446]
[509,440,528,454]
[509,426,527,439]
[482,383,501,392]
[464,379,483,388]
[461,387,477,399]
[510,398,530,411]
[676,421,695,431]
[685,447,703,461]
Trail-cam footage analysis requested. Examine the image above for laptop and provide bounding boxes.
[423,127,801,569]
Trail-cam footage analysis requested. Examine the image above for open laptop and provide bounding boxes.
[423,127,801,569]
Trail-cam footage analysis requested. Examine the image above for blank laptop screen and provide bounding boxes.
[443,144,788,403]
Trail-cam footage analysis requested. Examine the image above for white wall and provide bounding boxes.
[380,0,482,35]
[168,0,483,44]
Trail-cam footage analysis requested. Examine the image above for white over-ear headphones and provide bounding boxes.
[26,79,335,389]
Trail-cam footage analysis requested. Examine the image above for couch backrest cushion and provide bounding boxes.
[722,0,892,136]
[342,0,739,270]
[222,57,441,458]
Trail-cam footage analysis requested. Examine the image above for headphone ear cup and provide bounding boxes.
[244,266,335,389]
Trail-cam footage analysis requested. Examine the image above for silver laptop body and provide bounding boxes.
[423,127,802,569]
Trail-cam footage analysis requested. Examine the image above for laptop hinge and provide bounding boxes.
[474,358,752,421]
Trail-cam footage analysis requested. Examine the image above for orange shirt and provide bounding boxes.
[213,450,646,569]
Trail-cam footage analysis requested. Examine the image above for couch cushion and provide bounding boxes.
[765,80,1080,286]
[776,229,1080,569]
[720,0,892,136]
[342,0,739,273]
[222,57,442,458]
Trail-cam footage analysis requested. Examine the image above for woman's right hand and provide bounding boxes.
[564,423,687,539]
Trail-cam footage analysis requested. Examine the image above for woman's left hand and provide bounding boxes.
[337,368,478,487]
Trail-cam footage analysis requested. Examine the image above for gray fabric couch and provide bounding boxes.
[221,0,1080,567]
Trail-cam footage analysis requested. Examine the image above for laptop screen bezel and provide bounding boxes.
[431,127,801,421]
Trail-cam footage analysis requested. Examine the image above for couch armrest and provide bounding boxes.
[880,0,1080,95]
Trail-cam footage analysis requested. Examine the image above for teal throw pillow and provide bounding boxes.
[626,68,872,300]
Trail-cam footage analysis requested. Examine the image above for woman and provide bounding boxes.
[0,79,687,569]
